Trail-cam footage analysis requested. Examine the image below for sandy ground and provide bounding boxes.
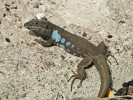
[0,0,133,100]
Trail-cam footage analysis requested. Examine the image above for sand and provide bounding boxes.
[0,0,133,100]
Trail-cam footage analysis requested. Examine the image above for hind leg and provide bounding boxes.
[68,56,92,91]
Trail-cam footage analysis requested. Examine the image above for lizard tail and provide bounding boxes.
[93,54,111,98]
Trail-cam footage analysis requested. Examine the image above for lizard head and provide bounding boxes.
[24,19,52,40]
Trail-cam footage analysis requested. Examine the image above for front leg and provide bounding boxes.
[34,38,54,47]
[68,56,92,91]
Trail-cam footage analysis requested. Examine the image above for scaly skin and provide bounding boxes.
[93,54,111,97]
[24,19,113,97]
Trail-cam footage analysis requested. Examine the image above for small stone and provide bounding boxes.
[35,13,45,19]
[5,38,10,42]
[61,55,65,60]
[6,7,10,12]
[82,32,87,37]
[119,20,125,24]
[3,13,6,17]
[108,35,113,38]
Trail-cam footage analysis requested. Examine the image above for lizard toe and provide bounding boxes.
[77,80,83,88]
[68,73,85,91]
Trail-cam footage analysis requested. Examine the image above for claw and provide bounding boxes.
[107,51,118,65]
[68,74,84,91]
[72,70,76,74]
[68,69,86,91]
[68,70,76,82]
[109,54,118,65]
[68,73,78,91]
[106,58,112,65]
[77,80,83,88]
[71,78,77,91]
[67,75,75,82]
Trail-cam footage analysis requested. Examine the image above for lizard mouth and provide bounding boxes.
[25,26,42,30]
[24,23,42,30]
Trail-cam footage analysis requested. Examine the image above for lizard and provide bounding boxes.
[24,18,114,98]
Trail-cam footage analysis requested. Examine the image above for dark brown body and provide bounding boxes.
[51,26,111,97]
[24,19,112,97]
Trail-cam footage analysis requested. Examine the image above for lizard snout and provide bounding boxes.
[24,22,29,28]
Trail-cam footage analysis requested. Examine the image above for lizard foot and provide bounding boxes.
[68,70,86,91]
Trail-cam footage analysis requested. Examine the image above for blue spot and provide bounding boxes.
[67,49,70,52]
[66,42,71,46]
[73,53,76,56]
[71,44,75,48]
[77,47,80,50]
[59,44,65,49]
[61,38,66,43]
[51,30,61,42]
